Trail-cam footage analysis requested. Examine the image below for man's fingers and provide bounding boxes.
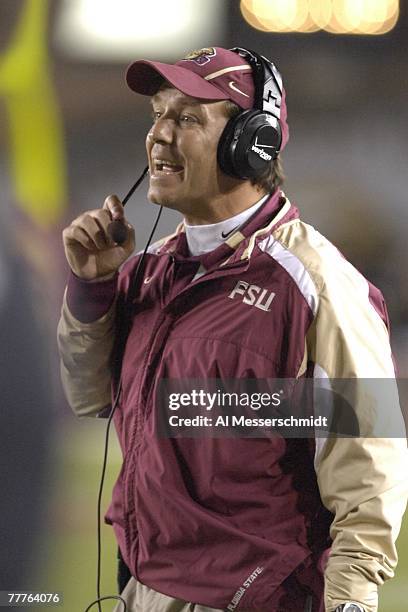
[63,210,135,252]
[103,195,125,220]
[71,214,109,250]
[89,208,115,236]
[126,222,135,242]
[121,222,136,250]
[63,224,96,251]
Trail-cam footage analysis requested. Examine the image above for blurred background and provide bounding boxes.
[0,1,407,610]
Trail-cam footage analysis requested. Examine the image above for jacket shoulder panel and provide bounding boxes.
[272,219,394,378]
[257,228,319,317]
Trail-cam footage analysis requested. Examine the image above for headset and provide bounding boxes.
[217,46,283,180]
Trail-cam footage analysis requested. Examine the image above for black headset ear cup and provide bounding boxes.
[217,115,240,178]
[218,110,281,180]
[218,109,257,179]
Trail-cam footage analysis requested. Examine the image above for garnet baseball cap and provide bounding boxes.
[126,46,289,151]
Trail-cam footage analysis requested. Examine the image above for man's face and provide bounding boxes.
[146,86,231,217]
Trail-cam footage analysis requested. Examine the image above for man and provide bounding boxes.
[58,47,407,612]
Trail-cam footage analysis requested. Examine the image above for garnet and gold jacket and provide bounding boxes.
[58,191,408,612]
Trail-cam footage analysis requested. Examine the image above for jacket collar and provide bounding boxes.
[155,189,299,269]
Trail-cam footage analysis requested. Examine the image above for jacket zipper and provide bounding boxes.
[123,311,167,561]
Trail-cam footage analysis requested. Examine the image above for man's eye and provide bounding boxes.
[180,115,196,124]
[152,111,162,121]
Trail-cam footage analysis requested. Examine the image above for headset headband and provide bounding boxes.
[230,47,282,121]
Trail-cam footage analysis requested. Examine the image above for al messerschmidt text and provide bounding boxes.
[168,415,329,427]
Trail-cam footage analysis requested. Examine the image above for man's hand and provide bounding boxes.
[62,196,135,280]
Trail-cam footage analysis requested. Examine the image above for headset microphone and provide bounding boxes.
[107,166,149,244]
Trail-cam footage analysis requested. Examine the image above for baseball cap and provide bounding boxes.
[126,46,289,151]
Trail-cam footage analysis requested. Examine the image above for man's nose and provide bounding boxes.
[149,118,175,145]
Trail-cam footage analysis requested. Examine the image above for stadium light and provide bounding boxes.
[309,0,333,30]
[241,0,311,33]
[240,0,271,32]
[55,0,224,60]
[327,0,399,34]
[240,0,399,35]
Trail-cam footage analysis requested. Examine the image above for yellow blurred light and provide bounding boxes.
[362,0,391,22]
[309,0,333,29]
[0,0,67,226]
[365,0,397,22]
[241,0,399,35]
[323,19,349,34]
[360,5,399,34]
[240,0,271,32]
[281,0,320,33]
[357,0,399,34]
[250,0,292,32]
[296,10,321,33]
[329,0,399,34]
[241,0,309,33]
[328,0,354,31]
[271,0,319,32]
[336,0,365,30]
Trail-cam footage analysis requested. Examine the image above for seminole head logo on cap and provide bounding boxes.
[182,47,216,66]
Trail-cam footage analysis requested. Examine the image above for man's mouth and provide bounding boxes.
[152,159,184,175]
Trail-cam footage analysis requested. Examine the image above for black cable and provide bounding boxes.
[108,167,149,244]
[84,168,163,612]
[94,384,123,612]
[84,594,126,612]
[122,166,149,205]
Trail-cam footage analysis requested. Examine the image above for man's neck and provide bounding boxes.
[184,193,269,257]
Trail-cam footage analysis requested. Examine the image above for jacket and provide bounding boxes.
[57,190,408,611]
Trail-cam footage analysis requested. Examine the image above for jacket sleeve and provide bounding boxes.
[57,273,117,417]
[307,256,408,612]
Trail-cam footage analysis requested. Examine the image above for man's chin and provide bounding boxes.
[147,188,185,213]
